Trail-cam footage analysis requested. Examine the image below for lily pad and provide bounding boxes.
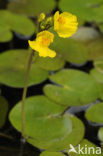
[40,151,65,156]
[0,10,36,42]
[0,96,8,128]
[86,37,103,61]
[90,68,103,83]
[85,102,103,124]
[59,0,103,22]
[69,139,102,156]
[9,96,73,150]
[0,26,13,42]
[0,49,49,88]
[34,52,65,71]
[44,69,100,107]
[50,33,88,65]
[98,127,103,142]
[8,0,55,16]
[94,59,103,73]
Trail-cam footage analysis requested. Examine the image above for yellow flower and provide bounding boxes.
[38,13,45,22]
[28,31,56,58]
[54,11,78,38]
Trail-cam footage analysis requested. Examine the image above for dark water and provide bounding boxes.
[0,1,102,156]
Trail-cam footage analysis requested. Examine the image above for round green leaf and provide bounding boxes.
[0,26,13,42]
[0,50,49,88]
[85,102,103,124]
[90,68,103,83]
[59,0,103,22]
[87,37,103,61]
[34,52,65,71]
[0,10,36,41]
[0,96,8,128]
[50,33,88,64]
[98,127,103,142]
[8,0,55,16]
[44,69,100,107]
[94,59,103,73]
[27,114,84,151]
[40,151,65,156]
[9,96,73,150]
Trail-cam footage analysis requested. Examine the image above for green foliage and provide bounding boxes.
[0,50,49,87]
[40,151,65,156]
[50,31,88,64]
[9,95,84,151]
[34,52,65,71]
[85,102,103,124]
[7,0,55,16]
[0,96,8,128]
[90,68,103,83]
[0,10,36,42]
[59,0,103,22]
[98,127,103,142]
[44,69,100,107]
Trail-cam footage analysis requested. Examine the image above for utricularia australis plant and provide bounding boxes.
[21,11,78,138]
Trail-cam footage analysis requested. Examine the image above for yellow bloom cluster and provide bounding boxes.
[28,11,78,58]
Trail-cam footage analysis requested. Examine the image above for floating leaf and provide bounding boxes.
[0,50,49,88]
[34,52,65,71]
[49,31,88,65]
[40,151,65,156]
[98,127,103,142]
[90,68,103,83]
[59,0,103,22]
[44,69,100,107]
[85,102,103,124]
[9,96,74,150]
[0,10,36,42]
[0,26,13,42]
[0,96,8,128]
[69,139,102,156]
[9,96,84,151]
[94,59,103,73]
[86,37,103,61]
[8,0,55,16]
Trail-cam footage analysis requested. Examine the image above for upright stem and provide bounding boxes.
[21,50,34,138]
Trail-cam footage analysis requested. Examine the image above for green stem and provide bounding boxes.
[21,50,34,138]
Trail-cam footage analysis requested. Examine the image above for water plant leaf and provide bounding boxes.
[7,0,55,16]
[85,102,103,124]
[94,59,103,73]
[90,68,103,83]
[44,69,100,107]
[34,52,65,71]
[86,37,103,61]
[0,49,49,88]
[9,96,74,150]
[98,127,103,142]
[40,151,65,156]
[50,32,88,65]
[0,96,8,128]
[0,10,36,42]
[59,0,103,22]
[0,26,13,42]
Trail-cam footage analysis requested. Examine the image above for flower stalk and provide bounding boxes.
[21,50,34,138]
